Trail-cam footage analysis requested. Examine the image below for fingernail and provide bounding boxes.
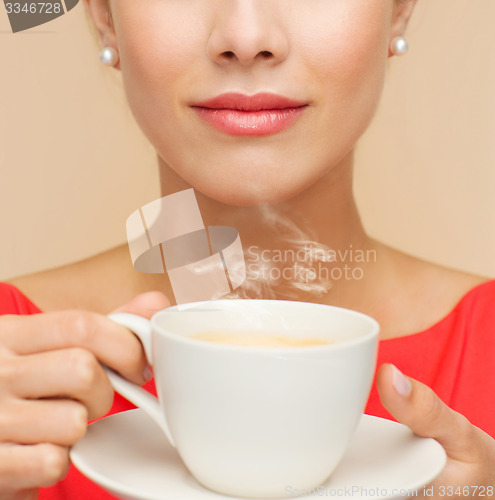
[143,365,153,382]
[392,365,412,397]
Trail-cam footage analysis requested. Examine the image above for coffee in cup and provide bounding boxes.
[190,330,334,347]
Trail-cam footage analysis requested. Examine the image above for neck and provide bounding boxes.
[157,150,380,307]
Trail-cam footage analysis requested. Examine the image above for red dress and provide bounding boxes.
[0,280,494,500]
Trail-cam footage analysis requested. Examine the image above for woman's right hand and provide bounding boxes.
[0,291,170,500]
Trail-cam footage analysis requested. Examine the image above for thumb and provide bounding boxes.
[110,291,171,319]
[376,363,478,462]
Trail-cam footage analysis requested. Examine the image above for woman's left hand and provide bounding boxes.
[376,364,495,499]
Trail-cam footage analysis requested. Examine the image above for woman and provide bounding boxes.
[1,0,494,498]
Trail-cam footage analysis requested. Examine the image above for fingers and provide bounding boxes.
[0,399,88,446]
[0,291,170,496]
[3,348,114,420]
[0,490,39,500]
[110,291,170,319]
[0,443,69,492]
[0,490,38,500]
[0,311,148,385]
[376,364,479,462]
[0,291,170,386]
[111,291,170,369]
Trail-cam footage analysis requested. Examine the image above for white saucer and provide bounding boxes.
[71,409,446,500]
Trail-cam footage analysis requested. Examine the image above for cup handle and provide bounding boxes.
[104,312,176,448]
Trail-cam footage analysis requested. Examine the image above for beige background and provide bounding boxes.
[0,0,494,281]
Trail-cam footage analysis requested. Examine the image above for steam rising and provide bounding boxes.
[224,205,334,301]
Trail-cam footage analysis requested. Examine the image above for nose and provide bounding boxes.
[206,1,289,68]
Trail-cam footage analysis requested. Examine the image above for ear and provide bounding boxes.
[83,0,120,69]
[389,0,419,56]
[83,0,116,46]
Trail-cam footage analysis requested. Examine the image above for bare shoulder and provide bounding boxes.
[370,241,491,338]
[405,258,489,333]
[406,255,488,301]
[6,245,140,313]
[376,241,489,295]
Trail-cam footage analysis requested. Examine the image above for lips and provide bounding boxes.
[191,92,308,136]
[193,92,307,111]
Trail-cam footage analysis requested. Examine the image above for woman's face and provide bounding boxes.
[96,0,404,205]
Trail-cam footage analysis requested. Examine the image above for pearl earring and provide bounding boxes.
[390,36,409,56]
[99,46,119,66]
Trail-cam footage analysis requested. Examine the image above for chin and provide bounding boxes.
[167,152,327,206]
[191,176,313,207]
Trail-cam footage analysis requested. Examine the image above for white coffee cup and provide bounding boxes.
[106,299,379,498]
